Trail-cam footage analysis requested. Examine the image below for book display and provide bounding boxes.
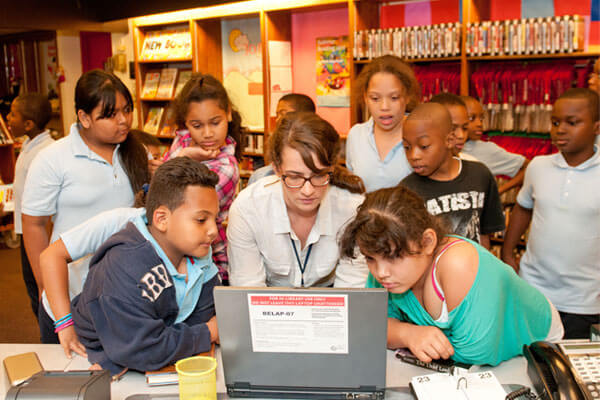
[131,0,599,179]
[134,23,193,141]
[156,68,178,99]
[143,107,165,135]
[141,71,161,99]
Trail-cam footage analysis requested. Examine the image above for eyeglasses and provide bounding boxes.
[281,172,332,188]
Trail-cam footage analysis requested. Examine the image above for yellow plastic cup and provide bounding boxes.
[175,356,217,400]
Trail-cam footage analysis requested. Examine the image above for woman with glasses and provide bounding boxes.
[227,112,369,287]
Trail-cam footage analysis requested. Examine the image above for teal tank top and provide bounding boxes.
[366,235,551,366]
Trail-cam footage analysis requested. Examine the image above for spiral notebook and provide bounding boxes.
[410,369,507,400]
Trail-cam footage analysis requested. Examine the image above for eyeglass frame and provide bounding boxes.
[280,172,333,189]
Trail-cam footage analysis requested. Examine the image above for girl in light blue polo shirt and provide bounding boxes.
[345,56,420,192]
[339,185,563,366]
[22,70,150,351]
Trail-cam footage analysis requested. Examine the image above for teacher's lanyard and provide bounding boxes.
[289,235,313,287]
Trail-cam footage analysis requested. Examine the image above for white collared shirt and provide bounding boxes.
[462,139,525,177]
[22,123,134,243]
[517,148,600,314]
[227,175,368,288]
[13,131,54,233]
[345,118,412,192]
[22,123,135,320]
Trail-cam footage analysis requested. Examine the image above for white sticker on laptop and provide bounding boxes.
[247,294,349,354]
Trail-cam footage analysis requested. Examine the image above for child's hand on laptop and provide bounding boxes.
[406,325,454,363]
[206,315,219,344]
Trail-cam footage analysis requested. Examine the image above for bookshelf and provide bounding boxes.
[131,0,599,173]
[132,21,195,140]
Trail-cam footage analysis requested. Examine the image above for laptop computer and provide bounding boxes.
[214,286,388,399]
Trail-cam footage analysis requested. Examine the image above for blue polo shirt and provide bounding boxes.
[517,148,600,314]
[345,118,412,192]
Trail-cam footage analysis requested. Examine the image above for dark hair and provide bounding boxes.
[172,73,246,159]
[269,112,365,194]
[460,95,480,106]
[75,69,134,119]
[430,93,466,108]
[557,88,600,122]
[279,93,316,113]
[14,93,52,129]
[130,129,161,147]
[340,185,448,259]
[143,157,219,225]
[353,55,421,112]
[75,69,149,193]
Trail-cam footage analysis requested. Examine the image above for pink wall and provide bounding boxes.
[292,7,350,136]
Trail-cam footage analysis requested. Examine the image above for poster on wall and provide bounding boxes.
[221,18,264,130]
[316,36,350,108]
[268,40,292,118]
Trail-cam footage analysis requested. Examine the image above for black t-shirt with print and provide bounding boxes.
[401,160,505,242]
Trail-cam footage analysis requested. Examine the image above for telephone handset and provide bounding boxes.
[523,341,593,400]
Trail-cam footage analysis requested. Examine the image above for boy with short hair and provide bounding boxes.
[71,157,221,374]
[401,103,505,249]
[248,93,316,185]
[6,93,54,318]
[502,88,600,339]
[429,93,475,161]
[131,129,163,161]
[461,96,529,193]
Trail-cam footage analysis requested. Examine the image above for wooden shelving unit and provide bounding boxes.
[130,0,599,168]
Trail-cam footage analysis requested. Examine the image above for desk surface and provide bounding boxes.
[0,343,534,399]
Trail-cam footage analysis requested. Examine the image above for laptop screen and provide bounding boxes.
[214,287,388,398]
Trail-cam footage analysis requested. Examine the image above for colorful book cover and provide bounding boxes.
[141,71,161,99]
[316,36,350,108]
[0,184,14,212]
[159,107,177,138]
[174,70,193,97]
[156,68,178,99]
[143,107,165,135]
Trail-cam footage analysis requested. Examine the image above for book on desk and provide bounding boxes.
[144,344,215,386]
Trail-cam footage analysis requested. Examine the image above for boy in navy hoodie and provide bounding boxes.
[71,157,220,375]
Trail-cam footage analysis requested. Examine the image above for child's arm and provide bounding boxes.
[501,204,532,273]
[479,234,491,250]
[498,159,529,194]
[90,274,220,372]
[21,214,51,295]
[388,319,454,362]
[40,208,144,357]
[478,165,506,248]
[39,239,87,358]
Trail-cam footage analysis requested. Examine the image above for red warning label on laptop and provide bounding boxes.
[250,295,345,307]
[248,294,349,354]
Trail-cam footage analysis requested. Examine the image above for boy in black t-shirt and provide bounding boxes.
[400,103,504,249]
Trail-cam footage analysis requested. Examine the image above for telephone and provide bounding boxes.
[523,341,599,400]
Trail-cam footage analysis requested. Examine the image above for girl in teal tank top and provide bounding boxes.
[339,185,557,366]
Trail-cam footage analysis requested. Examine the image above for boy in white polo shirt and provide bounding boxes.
[502,88,600,339]
[461,96,529,194]
[6,93,54,318]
